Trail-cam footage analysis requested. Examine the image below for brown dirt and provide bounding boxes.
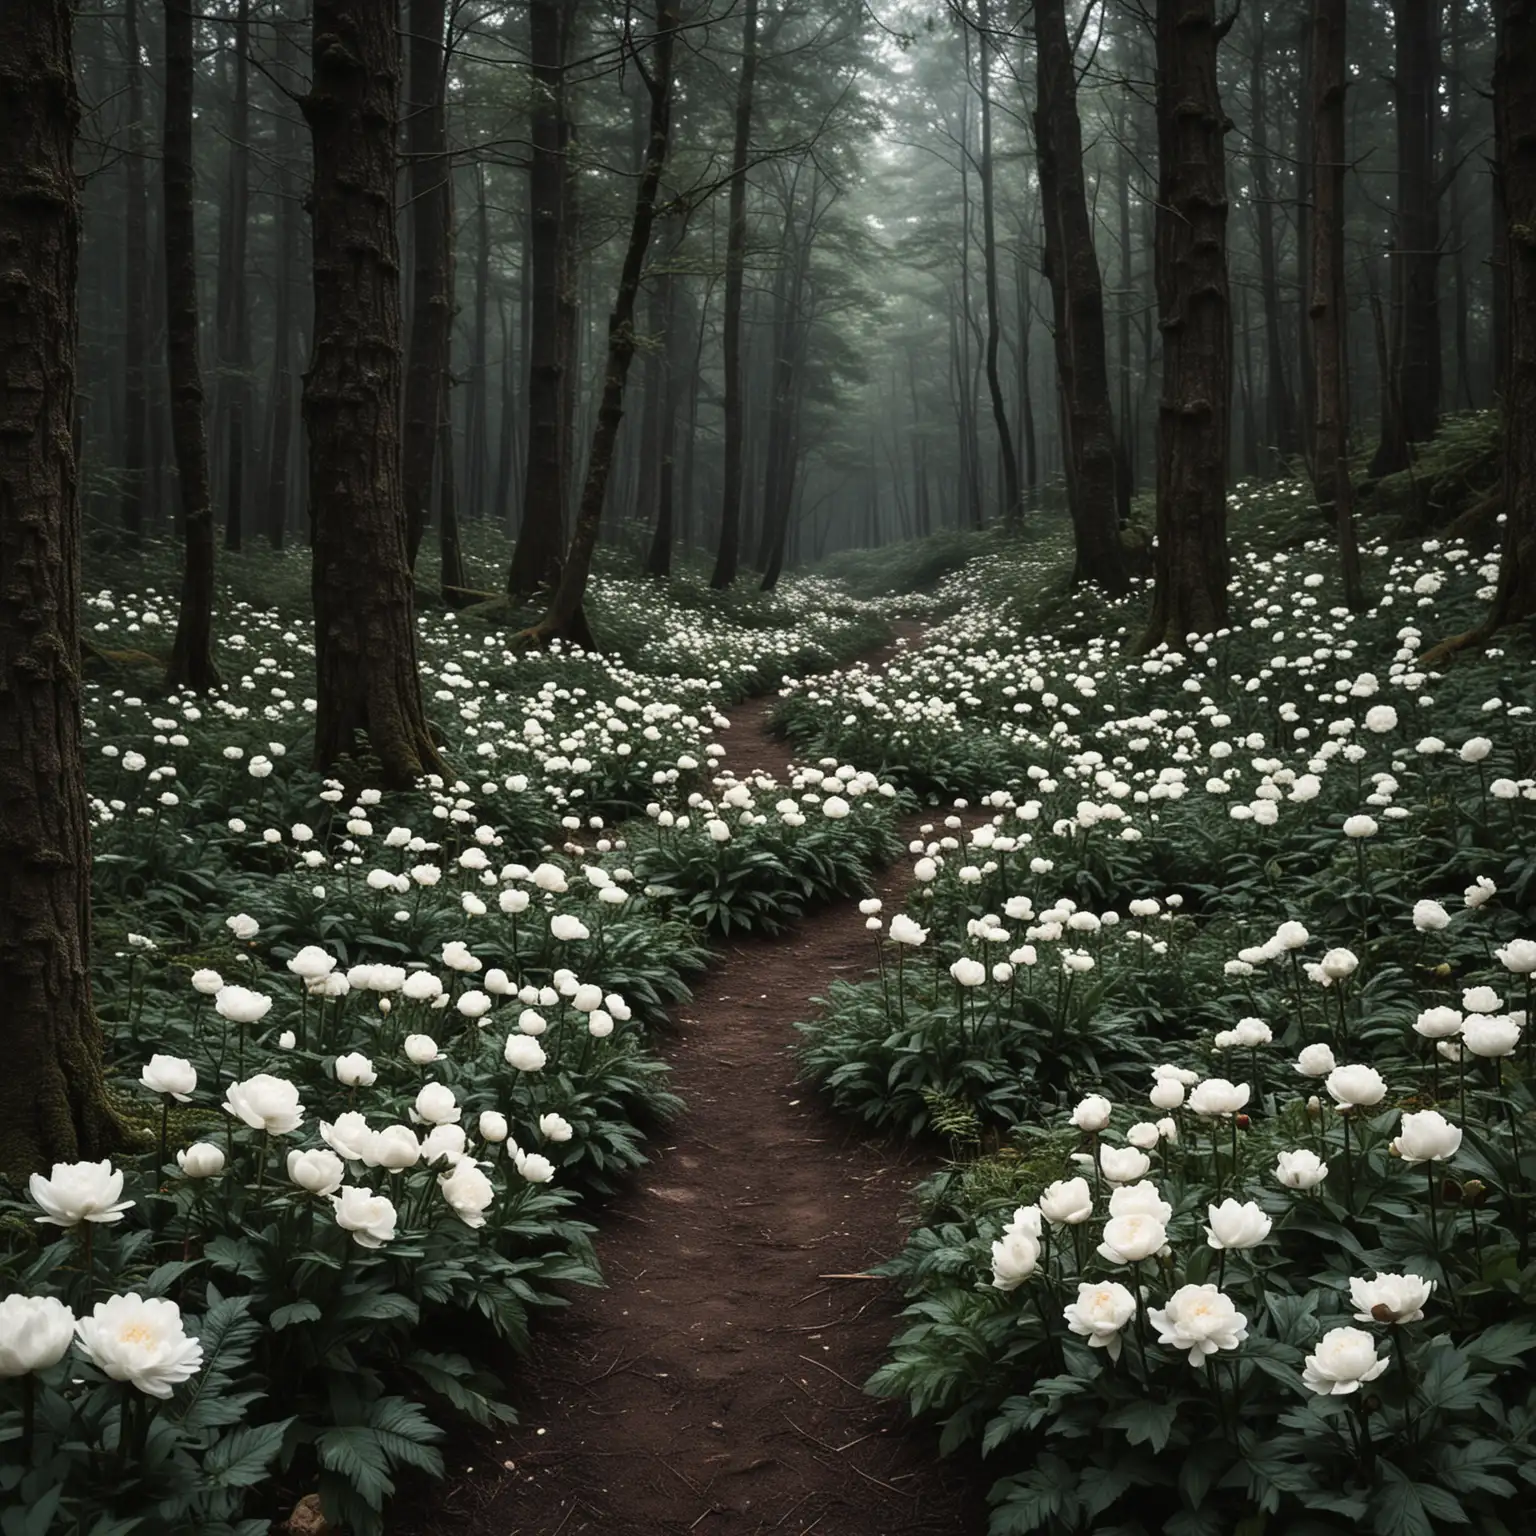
[398,625,987,1536]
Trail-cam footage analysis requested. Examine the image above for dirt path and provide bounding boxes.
[401,626,985,1536]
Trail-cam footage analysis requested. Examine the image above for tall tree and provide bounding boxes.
[973,0,1019,523]
[1034,0,1126,591]
[524,0,680,643]
[163,0,219,689]
[1142,0,1231,649]
[507,0,576,599]
[1372,0,1442,474]
[401,0,455,573]
[0,0,119,1176]
[1428,0,1536,658]
[216,0,253,551]
[1308,0,1365,609]
[302,0,442,783]
[120,0,149,544]
[710,0,759,589]
[263,18,303,550]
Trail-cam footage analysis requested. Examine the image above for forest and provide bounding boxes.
[3,0,1536,1532]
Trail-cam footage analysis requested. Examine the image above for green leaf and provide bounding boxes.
[203,1420,294,1489]
[1102,1398,1179,1455]
[270,1300,323,1331]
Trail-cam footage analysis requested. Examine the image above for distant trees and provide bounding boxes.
[0,0,119,1176]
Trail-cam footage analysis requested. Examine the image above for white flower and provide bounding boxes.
[1099,1145,1152,1184]
[1038,1177,1093,1225]
[950,957,986,987]
[225,913,259,940]
[74,1294,203,1398]
[176,1143,226,1179]
[1187,1079,1249,1118]
[419,1124,467,1166]
[1303,1326,1389,1395]
[1295,1043,1336,1077]
[0,1295,76,1377]
[1412,900,1451,933]
[1325,1064,1387,1109]
[1071,1094,1113,1133]
[1391,1109,1462,1164]
[1496,939,1536,975]
[287,1148,345,1196]
[287,945,337,980]
[515,1149,556,1184]
[1148,1285,1249,1368]
[1413,1006,1463,1040]
[1126,1121,1161,1150]
[456,989,493,1021]
[1459,736,1493,763]
[888,913,928,946]
[1233,1018,1271,1047]
[504,1034,548,1072]
[330,1186,398,1249]
[441,940,481,973]
[140,1054,197,1102]
[1320,947,1359,980]
[1350,1272,1433,1325]
[1062,1281,1137,1361]
[1461,1014,1521,1057]
[1465,876,1497,909]
[1463,985,1504,1014]
[404,1034,443,1065]
[213,985,273,1025]
[1275,920,1310,950]
[539,1113,574,1143]
[822,796,850,819]
[1343,815,1378,839]
[1109,1182,1172,1225]
[320,1110,374,1162]
[1149,1077,1185,1109]
[989,1229,1040,1290]
[190,968,224,995]
[334,1052,376,1088]
[411,1081,461,1126]
[1205,1198,1273,1250]
[1097,1213,1167,1265]
[370,1125,421,1170]
[439,1161,496,1228]
[587,1011,615,1039]
[1274,1149,1328,1190]
[223,1074,305,1134]
[550,914,590,942]
[479,1110,509,1143]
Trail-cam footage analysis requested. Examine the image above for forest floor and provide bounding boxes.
[392,623,988,1536]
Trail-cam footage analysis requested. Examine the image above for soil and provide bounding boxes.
[396,625,988,1536]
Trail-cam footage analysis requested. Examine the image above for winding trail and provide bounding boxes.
[403,625,985,1536]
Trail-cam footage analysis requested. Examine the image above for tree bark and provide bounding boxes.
[710,0,759,589]
[1428,0,1536,657]
[1372,0,1441,474]
[163,0,218,689]
[303,0,442,784]
[1308,0,1365,610]
[1142,0,1232,649]
[217,0,253,552]
[264,19,302,551]
[0,0,120,1177]
[507,0,575,598]
[402,0,454,569]
[527,1,679,644]
[975,0,1020,523]
[120,0,149,544]
[1034,0,1126,591]
[1248,12,1299,466]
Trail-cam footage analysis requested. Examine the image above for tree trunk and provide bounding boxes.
[528,1,679,644]
[494,291,518,529]
[120,0,148,544]
[507,0,574,598]
[710,0,759,589]
[1142,0,1232,649]
[975,0,1019,523]
[1249,13,1299,466]
[1034,0,1126,591]
[438,386,467,602]
[1373,0,1441,474]
[264,20,302,551]
[302,0,442,784]
[0,0,120,1177]
[1428,0,1536,657]
[217,0,253,552]
[467,166,491,519]
[1309,0,1365,609]
[402,0,454,569]
[163,0,218,689]
[645,265,684,577]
